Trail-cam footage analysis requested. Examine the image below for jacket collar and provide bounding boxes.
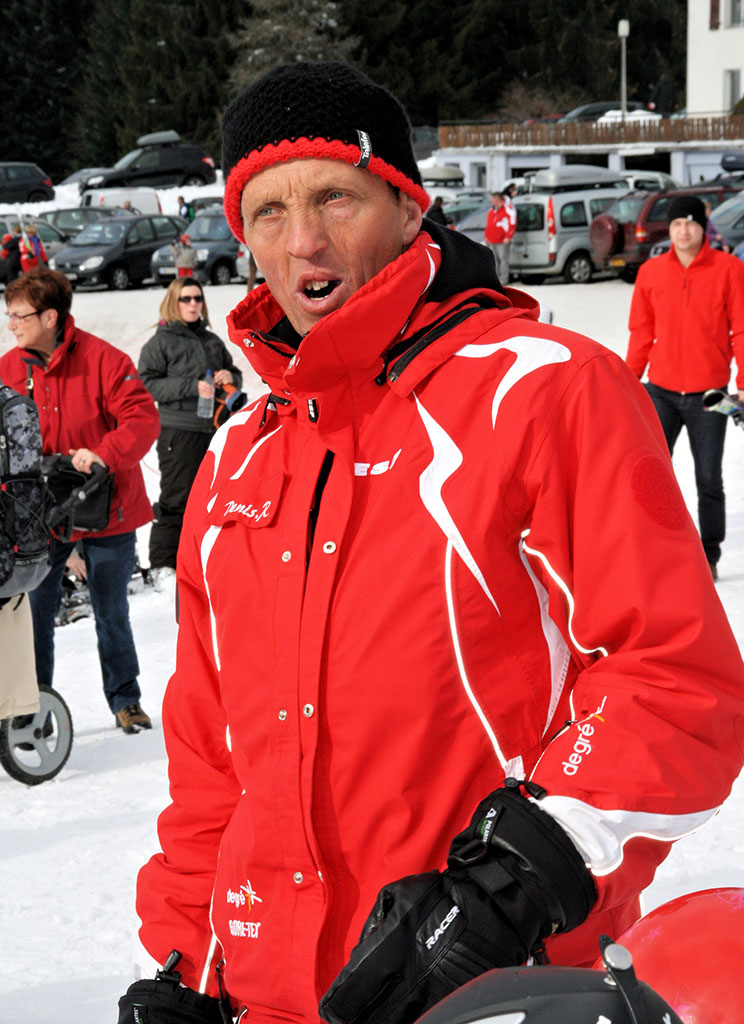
[226,227,539,402]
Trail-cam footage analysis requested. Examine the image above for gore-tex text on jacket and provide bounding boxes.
[135,227,744,1024]
[627,239,744,392]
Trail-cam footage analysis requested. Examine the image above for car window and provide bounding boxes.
[559,201,588,227]
[633,178,662,191]
[7,165,32,181]
[128,220,155,244]
[114,148,145,170]
[734,214,744,229]
[152,215,179,239]
[189,216,231,242]
[589,197,617,217]
[606,195,648,221]
[133,150,161,171]
[516,204,545,231]
[34,223,58,242]
[72,221,128,245]
[55,211,85,232]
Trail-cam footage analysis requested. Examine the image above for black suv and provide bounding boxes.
[0,162,55,203]
[79,131,216,192]
[51,213,187,290]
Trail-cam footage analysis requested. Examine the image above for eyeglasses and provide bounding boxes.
[178,295,204,304]
[6,310,42,324]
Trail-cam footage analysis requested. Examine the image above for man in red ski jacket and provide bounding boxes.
[484,191,512,284]
[627,195,744,578]
[119,64,744,1024]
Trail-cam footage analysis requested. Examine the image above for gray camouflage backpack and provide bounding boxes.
[0,384,52,601]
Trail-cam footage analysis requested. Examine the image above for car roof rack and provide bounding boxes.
[136,129,181,147]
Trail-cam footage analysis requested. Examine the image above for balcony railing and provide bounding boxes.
[438,116,744,149]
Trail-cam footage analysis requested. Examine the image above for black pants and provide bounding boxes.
[149,426,213,570]
[645,383,728,565]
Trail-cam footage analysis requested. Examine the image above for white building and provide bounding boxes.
[687,0,744,114]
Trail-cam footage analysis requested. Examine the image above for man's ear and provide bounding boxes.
[402,195,423,246]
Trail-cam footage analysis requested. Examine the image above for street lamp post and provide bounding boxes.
[618,19,630,121]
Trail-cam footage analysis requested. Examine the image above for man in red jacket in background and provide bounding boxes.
[118,65,744,1024]
[627,195,744,579]
[484,191,512,284]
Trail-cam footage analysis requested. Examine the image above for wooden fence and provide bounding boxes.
[439,116,744,149]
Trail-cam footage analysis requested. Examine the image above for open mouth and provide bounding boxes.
[304,279,341,300]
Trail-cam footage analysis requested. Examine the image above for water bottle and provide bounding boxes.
[197,368,215,419]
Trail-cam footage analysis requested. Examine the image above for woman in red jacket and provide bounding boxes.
[0,269,160,733]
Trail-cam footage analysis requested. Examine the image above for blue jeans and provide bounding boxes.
[645,383,728,565]
[29,532,142,714]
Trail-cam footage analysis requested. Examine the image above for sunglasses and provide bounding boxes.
[178,295,204,304]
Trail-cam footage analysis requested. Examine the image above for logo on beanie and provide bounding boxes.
[356,130,372,168]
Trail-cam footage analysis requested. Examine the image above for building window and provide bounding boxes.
[724,68,742,110]
[472,163,487,187]
[727,0,743,24]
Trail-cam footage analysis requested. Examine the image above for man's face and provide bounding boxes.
[491,194,503,208]
[669,217,704,259]
[240,158,422,335]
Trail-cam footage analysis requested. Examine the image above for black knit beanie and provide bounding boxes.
[222,62,430,241]
[666,195,707,230]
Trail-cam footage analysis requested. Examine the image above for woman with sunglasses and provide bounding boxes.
[138,277,242,592]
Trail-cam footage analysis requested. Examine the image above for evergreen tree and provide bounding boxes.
[72,0,131,168]
[116,0,247,158]
[1,0,95,181]
[228,0,358,96]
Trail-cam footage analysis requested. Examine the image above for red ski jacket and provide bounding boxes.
[0,316,159,540]
[484,205,511,244]
[135,227,744,1023]
[626,239,744,392]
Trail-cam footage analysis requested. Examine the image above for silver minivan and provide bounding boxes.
[511,185,626,283]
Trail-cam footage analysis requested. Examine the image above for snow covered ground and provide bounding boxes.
[2,268,744,1023]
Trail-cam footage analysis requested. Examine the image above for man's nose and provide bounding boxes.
[285,210,328,260]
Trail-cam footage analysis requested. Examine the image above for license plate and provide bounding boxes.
[66,272,78,280]
[609,257,626,268]
[160,267,176,276]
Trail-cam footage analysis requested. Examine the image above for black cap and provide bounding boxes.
[666,195,707,230]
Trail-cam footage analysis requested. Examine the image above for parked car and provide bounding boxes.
[0,162,54,203]
[79,130,216,192]
[558,100,645,123]
[58,167,109,187]
[589,185,744,280]
[80,187,162,215]
[50,213,186,290]
[151,208,239,286]
[38,206,133,238]
[0,217,67,283]
[235,244,265,285]
[620,170,680,191]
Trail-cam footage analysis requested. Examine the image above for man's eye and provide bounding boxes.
[327,191,346,201]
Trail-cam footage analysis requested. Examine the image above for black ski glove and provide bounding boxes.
[319,780,596,1024]
[117,951,231,1024]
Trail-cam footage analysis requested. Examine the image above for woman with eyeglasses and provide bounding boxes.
[0,268,160,735]
[138,276,242,593]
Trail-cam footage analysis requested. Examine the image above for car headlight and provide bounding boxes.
[87,175,104,186]
[80,256,104,271]
[196,248,209,262]
[48,257,56,270]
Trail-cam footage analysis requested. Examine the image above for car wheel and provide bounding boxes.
[27,191,48,202]
[107,264,130,290]
[211,261,232,286]
[563,252,593,284]
[182,175,205,187]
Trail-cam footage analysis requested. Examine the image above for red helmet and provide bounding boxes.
[180,233,191,244]
[609,887,744,1023]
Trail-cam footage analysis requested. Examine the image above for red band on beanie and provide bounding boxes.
[224,137,430,242]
